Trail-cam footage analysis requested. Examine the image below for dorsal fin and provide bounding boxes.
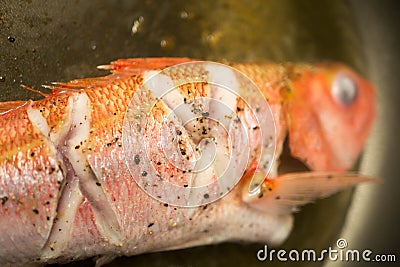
[98,57,194,73]
[20,85,48,97]
[0,85,45,114]
[49,76,120,90]
[47,58,196,91]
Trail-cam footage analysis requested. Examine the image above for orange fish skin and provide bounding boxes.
[0,58,375,266]
[285,63,376,171]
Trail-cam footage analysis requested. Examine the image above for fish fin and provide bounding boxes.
[48,75,119,90]
[20,84,48,97]
[0,85,45,114]
[101,57,194,72]
[0,100,29,114]
[47,58,195,90]
[95,254,117,267]
[242,171,380,215]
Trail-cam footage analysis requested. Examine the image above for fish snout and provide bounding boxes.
[287,64,376,171]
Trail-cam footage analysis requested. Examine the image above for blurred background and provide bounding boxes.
[0,0,399,266]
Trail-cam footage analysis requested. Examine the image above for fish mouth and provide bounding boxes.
[276,137,362,176]
[277,138,310,176]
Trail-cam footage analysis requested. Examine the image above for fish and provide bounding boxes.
[0,58,376,266]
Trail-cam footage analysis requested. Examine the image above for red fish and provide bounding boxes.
[0,58,376,266]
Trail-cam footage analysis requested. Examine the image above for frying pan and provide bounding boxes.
[0,1,399,266]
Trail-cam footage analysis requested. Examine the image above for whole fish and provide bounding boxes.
[0,58,375,266]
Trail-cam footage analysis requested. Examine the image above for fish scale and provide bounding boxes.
[0,58,376,266]
[0,103,63,265]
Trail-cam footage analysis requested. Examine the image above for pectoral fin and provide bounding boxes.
[242,171,380,215]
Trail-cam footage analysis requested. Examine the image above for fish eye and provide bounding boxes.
[331,72,358,106]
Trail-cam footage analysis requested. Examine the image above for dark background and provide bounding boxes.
[0,1,399,266]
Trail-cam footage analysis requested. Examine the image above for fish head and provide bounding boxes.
[287,64,376,171]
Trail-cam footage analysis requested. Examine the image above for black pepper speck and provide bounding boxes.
[134,155,140,165]
[1,196,8,205]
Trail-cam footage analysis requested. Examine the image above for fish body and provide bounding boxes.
[0,58,375,266]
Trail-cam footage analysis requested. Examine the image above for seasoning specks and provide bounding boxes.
[134,155,140,165]
[1,196,8,205]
